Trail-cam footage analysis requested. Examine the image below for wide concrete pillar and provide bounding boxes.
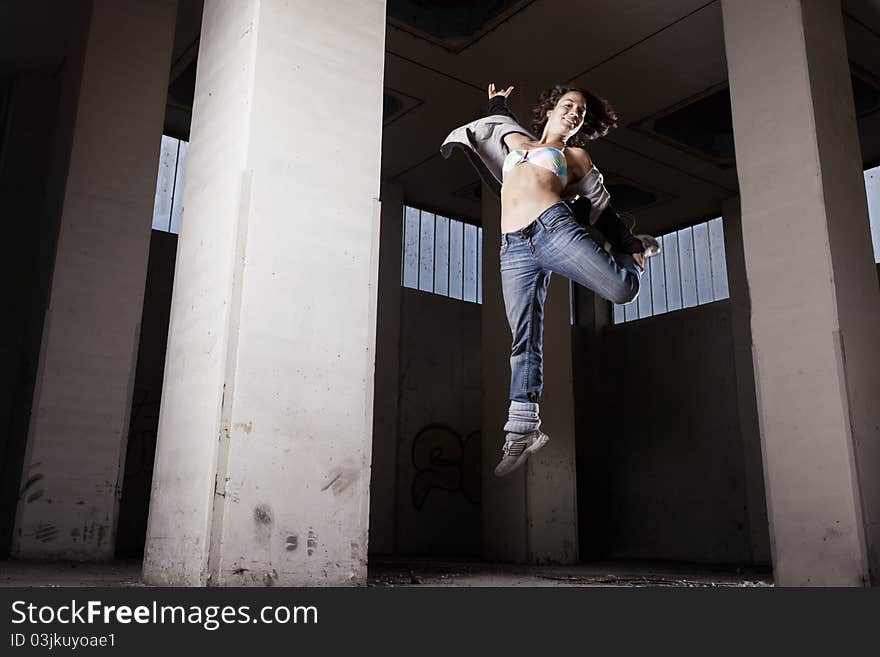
[143,0,386,586]
[481,188,578,564]
[723,0,880,585]
[12,0,176,560]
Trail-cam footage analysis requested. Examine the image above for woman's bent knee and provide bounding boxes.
[609,280,639,305]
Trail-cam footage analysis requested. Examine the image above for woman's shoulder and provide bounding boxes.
[504,132,532,150]
[564,146,593,168]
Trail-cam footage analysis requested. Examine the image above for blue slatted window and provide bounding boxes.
[401,205,482,304]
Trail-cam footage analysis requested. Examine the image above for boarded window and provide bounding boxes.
[867,164,880,263]
[401,205,482,304]
[613,217,729,324]
[613,163,880,324]
[151,135,187,234]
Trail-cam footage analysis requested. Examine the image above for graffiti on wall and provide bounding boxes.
[410,424,480,509]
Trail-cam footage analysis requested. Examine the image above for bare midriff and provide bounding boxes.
[500,161,566,234]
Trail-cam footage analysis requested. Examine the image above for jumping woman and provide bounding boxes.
[441,82,659,477]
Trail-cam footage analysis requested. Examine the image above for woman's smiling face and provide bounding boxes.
[547,91,587,137]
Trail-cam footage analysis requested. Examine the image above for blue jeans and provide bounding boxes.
[500,202,641,404]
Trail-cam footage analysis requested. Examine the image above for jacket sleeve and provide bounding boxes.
[440,114,536,198]
[486,95,520,121]
[569,196,644,254]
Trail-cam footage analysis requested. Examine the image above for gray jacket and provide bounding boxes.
[440,114,611,223]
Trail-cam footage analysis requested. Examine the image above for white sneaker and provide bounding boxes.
[493,431,550,477]
[636,234,660,257]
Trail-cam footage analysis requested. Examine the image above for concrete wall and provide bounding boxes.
[0,76,65,558]
[0,1,92,559]
[13,0,176,561]
[369,180,482,557]
[576,300,768,565]
[395,289,482,556]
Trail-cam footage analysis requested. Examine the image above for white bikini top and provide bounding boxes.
[441,114,612,221]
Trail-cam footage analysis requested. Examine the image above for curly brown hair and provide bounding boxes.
[531,85,618,146]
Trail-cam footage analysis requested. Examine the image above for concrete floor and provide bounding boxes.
[0,557,772,587]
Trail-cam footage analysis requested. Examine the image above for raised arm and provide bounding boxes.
[487,82,530,150]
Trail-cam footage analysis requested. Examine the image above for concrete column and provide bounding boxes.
[570,283,611,560]
[480,187,578,564]
[481,189,525,560]
[12,0,176,560]
[528,271,579,563]
[723,0,880,585]
[143,0,386,586]
[721,197,771,566]
[369,182,404,555]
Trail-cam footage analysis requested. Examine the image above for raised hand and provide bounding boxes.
[488,82,515,99]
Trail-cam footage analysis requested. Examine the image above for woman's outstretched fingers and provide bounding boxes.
[488,83,515,99]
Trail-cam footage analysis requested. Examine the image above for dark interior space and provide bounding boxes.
[0,0,878,588]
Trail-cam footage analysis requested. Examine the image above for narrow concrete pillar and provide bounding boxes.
[481,188,578,563]
[570,282,611,560]
[528,270,579,563]
[369,182,404,555]
[721,197,771,566]
[723,0,880,585]
[143,0,386,586]
[481,190,525,560]
[12,0,176,560]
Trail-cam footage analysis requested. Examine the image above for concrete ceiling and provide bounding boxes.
[5,0,875,237]
[0,0,88,78]
[380,0,880,233]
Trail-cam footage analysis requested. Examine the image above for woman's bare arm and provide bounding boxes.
[564,147,593,178]
[566,148,646,269]
[488,82,530,149]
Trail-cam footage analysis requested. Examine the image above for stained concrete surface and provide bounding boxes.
[0,558,771,588]
[143,0,386,588]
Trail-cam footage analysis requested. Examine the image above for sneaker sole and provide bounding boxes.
[494,431,550,477]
